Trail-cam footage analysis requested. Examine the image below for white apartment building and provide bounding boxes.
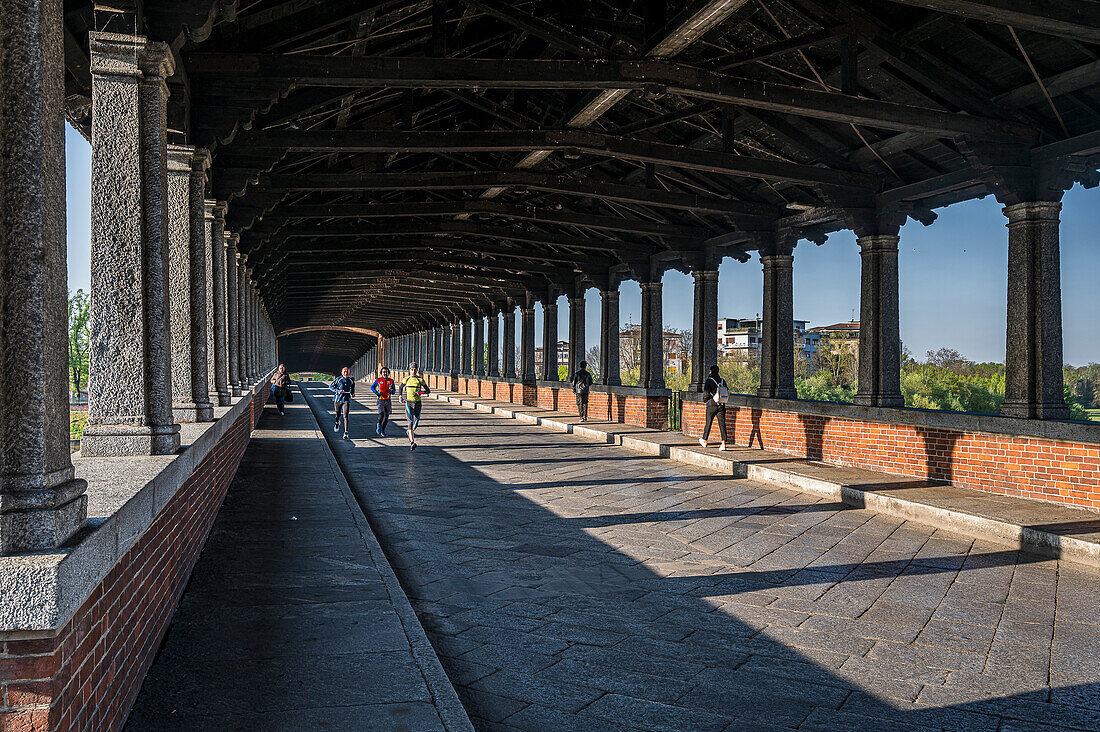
[717,317,819,359]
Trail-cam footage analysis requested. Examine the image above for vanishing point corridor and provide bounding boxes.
[131,388,1100,731]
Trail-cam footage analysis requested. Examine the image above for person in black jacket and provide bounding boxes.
[700,364,728,450]
[571,361,594,422]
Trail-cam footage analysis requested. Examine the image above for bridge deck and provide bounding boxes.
[125,391,469,731]
[302,385,1100,731]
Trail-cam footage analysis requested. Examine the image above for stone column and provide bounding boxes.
[202,200,217,402]
[236,257,248,384]
[639,281,665,389]
[450,322,460,375]
[84,33,181,456]
[0,0,88,552]
[1000,201,1069,420]
[520,298,536,381]
[758,249,797,399]
[224,233,241,395]
[691,270,719,392]
[854,235,903,408]
[461,319,472,374]
[209,202,231,405]
[166,145,213,422]
[473,317,485,376]
[435,326,443,372]
[487,311,500,377]
[600,289,621,386]
[542,296,559,381]
[568,295,586,379]
[243,280,253,381]
[502,304,517,379]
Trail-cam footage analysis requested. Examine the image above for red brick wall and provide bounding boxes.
[682,400,1100,510]
[0,390,268,732]
[535,384,666,429]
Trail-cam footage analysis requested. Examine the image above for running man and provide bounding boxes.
[399,362,430,450]
[371,367,395,436]
[330,366,355,439]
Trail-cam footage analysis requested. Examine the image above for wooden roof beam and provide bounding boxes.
[881,0,1100,45]
[188,55,1035,139]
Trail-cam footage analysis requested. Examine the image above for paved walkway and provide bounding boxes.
[308,384,1100,732]
[126,390,470,731]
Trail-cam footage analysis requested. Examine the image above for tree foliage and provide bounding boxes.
[68,289,91,398]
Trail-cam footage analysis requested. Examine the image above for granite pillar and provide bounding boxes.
[487,312,500,377]
[236,257,248,385]
[854,235,903,408]
[1000,201,1069,420]
[691,270,719,392]
[758,249,797,399]
[461,320,472,374]
[224,233,241,395]
[639,281,665,389]
[520,299,536,382]
[209,202,231,405]
[474,317,485,376]
[502,304,517,379]
[568,295,586,378]
[599,289,621,386]
[542,296,559,381]
[0,0,88,551]
[165,145,213,422]
[84,33,181,456]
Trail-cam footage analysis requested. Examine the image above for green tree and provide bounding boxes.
[68,289,91,399]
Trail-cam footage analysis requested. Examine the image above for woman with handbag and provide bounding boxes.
[270,364,291,416]
[700,364,729,451]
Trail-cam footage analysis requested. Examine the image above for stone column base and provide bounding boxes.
[1001,400,1070,421]
[212,390,233,407]
[231,385,243,397]
[81,424,182,457]
[172,401,215,423]
[0,481,88,553]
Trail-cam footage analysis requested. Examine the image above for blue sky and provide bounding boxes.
[65,126,1097,365]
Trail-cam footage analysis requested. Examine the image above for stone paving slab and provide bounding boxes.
[431,391,1100,567]
[307,384,1100,731]
[125,389,472,732]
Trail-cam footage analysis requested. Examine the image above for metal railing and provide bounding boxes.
[668,391,683,432]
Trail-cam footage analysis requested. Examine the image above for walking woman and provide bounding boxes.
[400,362,430,450]
[270,364,291,415]
[700,364,729,451]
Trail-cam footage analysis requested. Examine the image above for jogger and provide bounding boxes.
[400,362,430,450]
[330,366,355,439]
[371,367,395,436]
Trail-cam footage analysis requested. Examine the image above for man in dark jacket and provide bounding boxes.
[571,360,594,422]
[330,366,355,439]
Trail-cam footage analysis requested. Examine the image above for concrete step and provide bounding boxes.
[430,391,1100,568]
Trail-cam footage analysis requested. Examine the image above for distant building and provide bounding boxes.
[619,326,685,373]
[717,317,818,359]
[809,321,860,354]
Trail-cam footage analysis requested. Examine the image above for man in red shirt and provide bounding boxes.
[371,366,395,436]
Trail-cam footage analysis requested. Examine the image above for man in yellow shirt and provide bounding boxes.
[399,362,431,450]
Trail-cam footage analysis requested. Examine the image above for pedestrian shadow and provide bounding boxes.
[292,383,1094,731]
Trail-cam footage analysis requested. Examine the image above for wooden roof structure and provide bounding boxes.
[62,1,1100,368]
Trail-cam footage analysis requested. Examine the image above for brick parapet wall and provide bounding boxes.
[682,399,1100,511]
[0,386,269,732]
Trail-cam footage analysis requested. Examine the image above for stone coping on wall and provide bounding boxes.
[537,380,672,398]
[0,375,272,634]
[679,391,1100,446]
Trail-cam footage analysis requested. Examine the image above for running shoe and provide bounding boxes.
[334,422,340,433]
[343,432,349,440]
[410,442,417,451]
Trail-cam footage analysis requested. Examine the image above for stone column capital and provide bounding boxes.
[88,32,145,77]
[212,200,228,220]
[190,147,211,177]
[1002,200,1062,225]
[225,231,239,250]
[138,40,175,81]
[691,269,719,283]
[856,234,900,252]
[640,281,663,294]
[600,289,620,302]
[167,143,194,172]
[760,253,794,270]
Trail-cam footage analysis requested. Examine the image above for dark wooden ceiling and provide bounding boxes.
[62,0,1100,367]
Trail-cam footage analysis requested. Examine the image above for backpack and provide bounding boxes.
[710,377,730,405]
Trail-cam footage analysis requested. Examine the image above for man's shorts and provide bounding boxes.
[377,399,392,416]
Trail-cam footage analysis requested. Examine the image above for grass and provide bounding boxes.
[1087,409,1100,423]
[70,411,87,440]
